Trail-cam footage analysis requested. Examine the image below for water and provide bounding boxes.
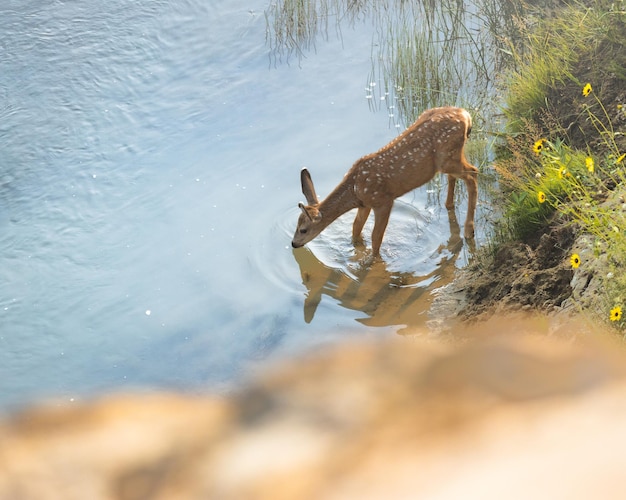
[0,0,493,410]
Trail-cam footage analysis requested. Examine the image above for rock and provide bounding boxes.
[1,316,626,500]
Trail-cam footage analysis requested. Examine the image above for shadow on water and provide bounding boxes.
[292,209,471,330]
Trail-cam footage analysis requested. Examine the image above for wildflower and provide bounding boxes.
[617,153,626,164]
[535,172,542,179]
[610,306,622,322]
[570,253,581,269]
[558,167,568,179]
[586,157,594,173]
[533,139,546,155]
[537,191,546,204]
[582,83,593,97]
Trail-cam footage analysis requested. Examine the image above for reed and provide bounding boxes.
[266,0,524,128]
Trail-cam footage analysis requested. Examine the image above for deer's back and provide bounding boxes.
[352,107,470,207]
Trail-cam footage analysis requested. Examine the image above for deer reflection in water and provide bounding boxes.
[293,210,471,328]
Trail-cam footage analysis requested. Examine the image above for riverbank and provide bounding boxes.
[443,0,626,329]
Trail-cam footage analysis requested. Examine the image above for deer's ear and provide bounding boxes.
[298,202,312,221]
[298,202,322,222]
[300,168,319,205]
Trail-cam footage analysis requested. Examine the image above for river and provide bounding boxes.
[0,0,496,409]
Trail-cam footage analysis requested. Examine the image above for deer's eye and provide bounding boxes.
[300,228,308,234]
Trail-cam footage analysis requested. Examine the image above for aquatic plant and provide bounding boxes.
[265,0,525,127]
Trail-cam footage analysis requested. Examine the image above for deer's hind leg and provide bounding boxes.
[461,163,479,238]
[371,203,393,257]
[440,156,478,239]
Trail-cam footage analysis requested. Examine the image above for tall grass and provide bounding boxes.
[367,0,489,123]
[265,0,375,61]
[265,0,526,126]
[502,6,615,132]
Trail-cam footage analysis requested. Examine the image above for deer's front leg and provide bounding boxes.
[352,206,371,243]
[371,203,393,257]
[445,174,457,210]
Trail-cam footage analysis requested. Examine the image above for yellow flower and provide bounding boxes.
[585,157,594,173]
[610,306,622,322]
[582,83,593,97]
[533,139,546,155]
[617,153,626,164]
[558,167,568,179]
[537,191,546,204]
[570,253,580,269]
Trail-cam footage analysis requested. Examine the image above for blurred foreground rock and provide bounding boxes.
[2,315,626,500]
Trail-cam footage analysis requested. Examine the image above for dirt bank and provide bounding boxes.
[441,8,626,324]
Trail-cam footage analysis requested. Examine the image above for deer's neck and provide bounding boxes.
[318,174,359,227]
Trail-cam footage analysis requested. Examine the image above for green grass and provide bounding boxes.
[492,0,626,327]
[503,2,626,132]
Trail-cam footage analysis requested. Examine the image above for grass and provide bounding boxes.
[503,2,626,133]
[367,0,493,123]
[266,0,522,126]
[502,128,626,327]
[491,0,626,328]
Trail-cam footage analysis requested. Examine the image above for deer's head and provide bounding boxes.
[292,168,324,248]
